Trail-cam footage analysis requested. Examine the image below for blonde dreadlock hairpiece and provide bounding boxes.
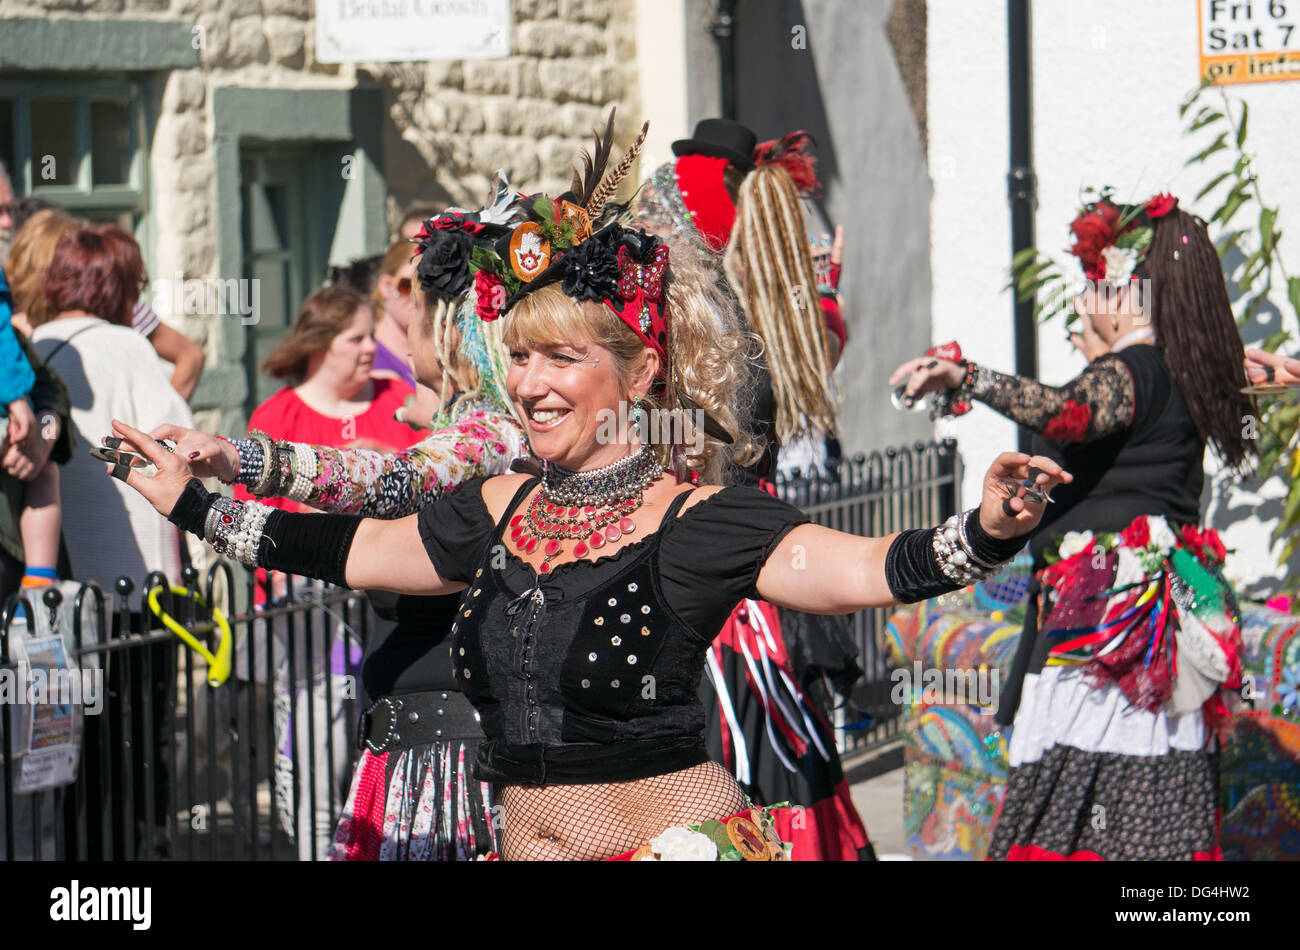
[723,163,838,443]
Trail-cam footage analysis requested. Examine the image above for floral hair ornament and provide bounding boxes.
[1009,189,1181,330]
[1068,187,1178,284]
[463,109,652,323]
[410,170,523,301]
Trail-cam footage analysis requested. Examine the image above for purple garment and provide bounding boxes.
[372,340,417,390]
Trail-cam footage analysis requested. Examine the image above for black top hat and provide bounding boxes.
[671,118,757,171]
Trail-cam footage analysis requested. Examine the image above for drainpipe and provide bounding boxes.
[711,0,737,119]
[1007,0,1037,452]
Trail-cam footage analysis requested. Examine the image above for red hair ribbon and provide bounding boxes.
[609,243,670,370]
[752,131,822,198]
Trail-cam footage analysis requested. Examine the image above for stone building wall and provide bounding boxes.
[0,0,641,423]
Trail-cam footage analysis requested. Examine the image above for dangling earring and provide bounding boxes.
[1111,316,1119,332]
[629,395,648,440]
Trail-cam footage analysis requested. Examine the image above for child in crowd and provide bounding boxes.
[0,269,62,592]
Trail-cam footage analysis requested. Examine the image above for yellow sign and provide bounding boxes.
[1199,0,1300,84]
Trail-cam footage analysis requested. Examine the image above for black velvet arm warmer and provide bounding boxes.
[168,478,213,535]
[884,528,948,604]
[259,509,363,589]
[884,511,1028,604]
[168,478,363,588]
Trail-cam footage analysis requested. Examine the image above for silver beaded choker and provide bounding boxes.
[541,445,664,507]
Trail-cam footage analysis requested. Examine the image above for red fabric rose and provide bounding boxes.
[1146,193,1178,218]
[1202,528,1227,563]
[1120,515,1150,549]
[1042,399,1092,441]
[475,271,504,321]
[1179,524,1204,559]
[1069,203,1122,281]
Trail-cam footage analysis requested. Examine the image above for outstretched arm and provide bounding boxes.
[109,420,462,596]
[756,452,1070,612]
[890,356,1135,443]
[150,409,525,518]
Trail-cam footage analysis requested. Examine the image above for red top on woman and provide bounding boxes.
[235,378,420,513]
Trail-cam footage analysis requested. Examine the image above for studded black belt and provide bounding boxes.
[359,689,484,754]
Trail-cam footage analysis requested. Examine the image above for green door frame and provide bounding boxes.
[201,85,387,431]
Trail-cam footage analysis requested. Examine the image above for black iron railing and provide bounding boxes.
[774,439,962,757]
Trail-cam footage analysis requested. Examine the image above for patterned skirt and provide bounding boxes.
[330,739,495,861]
[989,515,1240,861]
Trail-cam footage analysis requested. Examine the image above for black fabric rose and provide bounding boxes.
[416,228,473,298]
[557,229,621,302]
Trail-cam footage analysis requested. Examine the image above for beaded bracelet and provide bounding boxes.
[204,494,272,567]
[285,443,318,503]
[932,511,996,586]
[229,436,265,488]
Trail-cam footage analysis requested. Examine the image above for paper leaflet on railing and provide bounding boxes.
[2,580,109,794]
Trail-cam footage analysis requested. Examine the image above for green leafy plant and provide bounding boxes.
[1181,80,1300,568]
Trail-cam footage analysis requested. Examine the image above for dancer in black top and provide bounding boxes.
[892,192,1254,860]
[108,121,1068,860]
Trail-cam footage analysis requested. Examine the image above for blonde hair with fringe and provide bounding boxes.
[502,245,759,485]
[723,163,837,443]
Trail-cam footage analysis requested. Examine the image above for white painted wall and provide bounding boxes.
[928,0,1300,595]
[635,0,691,177]
[927,0,1017,496]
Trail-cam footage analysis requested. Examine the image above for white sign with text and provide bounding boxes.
[315,0,510,63]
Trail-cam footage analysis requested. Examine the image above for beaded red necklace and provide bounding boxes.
[507,446,664,574]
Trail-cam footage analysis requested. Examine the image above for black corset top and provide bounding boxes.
[416,476,808,785]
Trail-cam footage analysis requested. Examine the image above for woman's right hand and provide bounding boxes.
[107,419,200,518]
[146,423,240,482]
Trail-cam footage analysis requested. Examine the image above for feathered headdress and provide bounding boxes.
[751,131,822,198]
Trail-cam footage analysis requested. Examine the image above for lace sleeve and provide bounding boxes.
[271,411,525,518]
[961,356,1135,442]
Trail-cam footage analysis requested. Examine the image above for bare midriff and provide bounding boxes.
[496,759,747,860]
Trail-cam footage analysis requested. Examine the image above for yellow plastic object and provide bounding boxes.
[146,584,232,687]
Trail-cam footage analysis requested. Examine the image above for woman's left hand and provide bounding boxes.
[106,419,199,519]
[978,452,1072,539]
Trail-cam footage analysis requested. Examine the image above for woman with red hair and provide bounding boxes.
[32,223,194,587]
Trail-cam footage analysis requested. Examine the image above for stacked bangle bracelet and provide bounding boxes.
[201,494,272,567]
[931,509,1019,586]
[229,430,318,503]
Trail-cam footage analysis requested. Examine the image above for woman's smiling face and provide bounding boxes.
[507,338,625,471]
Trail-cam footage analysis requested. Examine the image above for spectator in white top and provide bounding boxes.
[28,222,194,590]
[7,201,205,402]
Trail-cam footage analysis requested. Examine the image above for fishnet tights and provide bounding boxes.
[497,760,747,860]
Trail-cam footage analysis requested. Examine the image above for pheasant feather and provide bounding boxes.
[586,119,649,221]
